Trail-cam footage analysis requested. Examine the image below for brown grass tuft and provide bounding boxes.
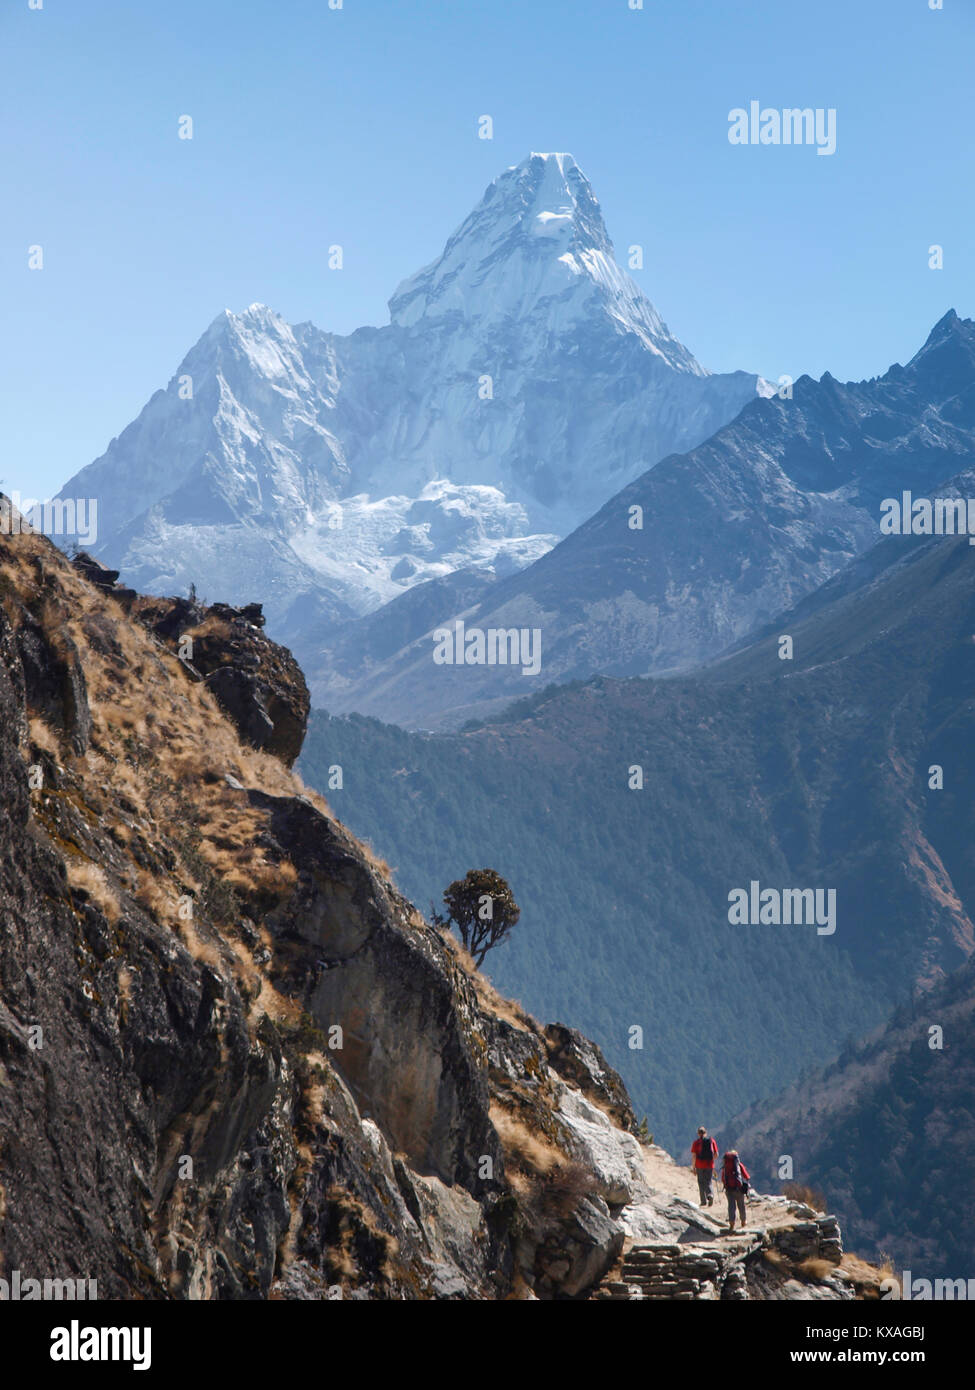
[66,860,121,925]
[134,869,178,927]
[28,717,60,757]
[781,1181,828,1212]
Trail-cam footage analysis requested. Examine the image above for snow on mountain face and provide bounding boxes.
[56,153,764,629]
[64,304,349,548]
[332,152,763,530]
[389,152,699,370]
[287,481,556,615]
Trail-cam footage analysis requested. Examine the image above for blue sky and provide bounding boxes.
[3,0,972,500]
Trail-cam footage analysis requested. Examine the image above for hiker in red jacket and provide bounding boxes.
[691,1126,717,1206]
[721,1150,751,1231]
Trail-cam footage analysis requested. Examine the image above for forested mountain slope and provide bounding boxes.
[301,534,975,1152]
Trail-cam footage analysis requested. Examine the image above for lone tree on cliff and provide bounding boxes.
[432,869,521,968]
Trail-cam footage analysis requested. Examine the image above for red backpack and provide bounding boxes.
[724,1154,750,1190]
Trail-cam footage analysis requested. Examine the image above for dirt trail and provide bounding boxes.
[640,1143,800,1241]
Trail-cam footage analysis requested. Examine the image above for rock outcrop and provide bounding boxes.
[14,610,91,755]
[106,581,307,772]
[71,563,312,769]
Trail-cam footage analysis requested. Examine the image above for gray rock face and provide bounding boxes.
[543,1023,636,1132]
[207,666,275,746]
[245,786,503,1194]
[536,1196,624,1298]
[14,611,91,754]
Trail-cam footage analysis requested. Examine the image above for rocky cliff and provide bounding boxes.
[0,517,873,1299]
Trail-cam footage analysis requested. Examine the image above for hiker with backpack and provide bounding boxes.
[721,1149,751,1231]
[691,1126,717,1206]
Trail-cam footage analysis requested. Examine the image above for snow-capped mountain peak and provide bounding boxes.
[55,154,765,639]
[193,304,317,392]
[388,152,701,370]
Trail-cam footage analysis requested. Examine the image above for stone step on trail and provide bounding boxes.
[593,1216,843,1300]
[600,1231,763,1300]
